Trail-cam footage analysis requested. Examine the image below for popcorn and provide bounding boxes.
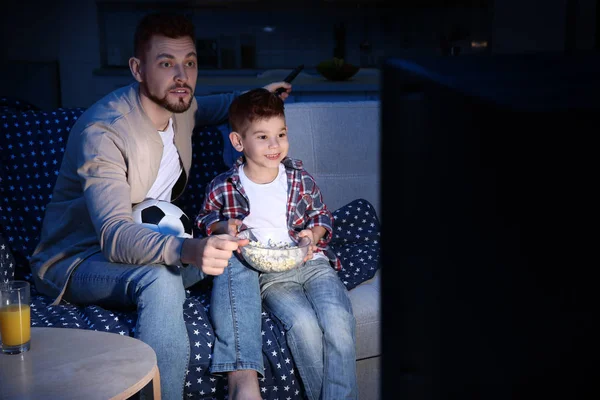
[249,239,295,249]
[241,239,305,272]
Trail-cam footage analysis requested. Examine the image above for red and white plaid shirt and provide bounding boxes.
[196,156,342,271]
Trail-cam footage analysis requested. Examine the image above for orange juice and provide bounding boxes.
[0,304,31,346]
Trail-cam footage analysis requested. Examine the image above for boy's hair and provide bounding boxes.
[133,12,196,59]
[228,88,285,136]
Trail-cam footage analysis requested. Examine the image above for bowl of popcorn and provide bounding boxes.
[237,227,310,273]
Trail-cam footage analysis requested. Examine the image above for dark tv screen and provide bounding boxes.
[381,54,597,399]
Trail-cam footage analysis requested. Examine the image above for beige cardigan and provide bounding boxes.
[30,82,235,304]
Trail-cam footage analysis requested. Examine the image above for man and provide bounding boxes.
[30,12,291,400]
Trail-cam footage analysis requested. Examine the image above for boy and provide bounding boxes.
[196,88,358,400]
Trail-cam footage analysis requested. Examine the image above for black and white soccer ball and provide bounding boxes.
[132,199,193,239]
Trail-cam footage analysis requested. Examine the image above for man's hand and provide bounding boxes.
[263,81,292,100]
[180,235,249,276]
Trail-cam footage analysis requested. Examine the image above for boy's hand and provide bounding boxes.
[209,219,244,252]
[226,218,243,236]
[298,229,315,263]
[210,219,242,236]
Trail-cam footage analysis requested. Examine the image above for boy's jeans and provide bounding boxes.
[63,251,263,399]
[259,258,358,400]
[209,255,264,377]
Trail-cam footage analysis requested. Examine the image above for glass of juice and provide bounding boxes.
[0,280,31,354]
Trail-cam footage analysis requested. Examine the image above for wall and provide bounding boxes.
[1,1,63,109]
[1,0,597,109]
[491,0,596,53]
[575,0,597,50]
[492,0,568,53]
[1,0,110,108]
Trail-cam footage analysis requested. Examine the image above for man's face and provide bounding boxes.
[138,35,198,113]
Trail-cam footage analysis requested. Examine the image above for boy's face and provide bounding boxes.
[232,116,289,172]
[137,34,198,113]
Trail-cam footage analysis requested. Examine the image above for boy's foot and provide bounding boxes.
[227,369,262,400]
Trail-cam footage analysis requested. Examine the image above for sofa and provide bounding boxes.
[0,96,381,400]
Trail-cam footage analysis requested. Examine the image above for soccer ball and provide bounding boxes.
[132,199,193,239]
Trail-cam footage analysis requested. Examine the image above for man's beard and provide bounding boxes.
[142,82,194,113]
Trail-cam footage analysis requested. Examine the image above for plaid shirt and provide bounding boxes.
[196,156,342,271]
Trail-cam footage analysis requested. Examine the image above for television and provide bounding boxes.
[381,53,598,399]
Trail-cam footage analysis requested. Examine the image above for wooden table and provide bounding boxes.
[0,327,160,399]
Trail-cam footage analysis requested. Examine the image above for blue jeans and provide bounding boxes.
[259,258,358,400]
[63,251,263,399]
[209,254,264,377]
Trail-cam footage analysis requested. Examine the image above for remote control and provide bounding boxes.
[276,64,304,96]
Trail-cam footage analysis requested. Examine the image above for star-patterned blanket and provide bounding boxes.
[0,98,380,399]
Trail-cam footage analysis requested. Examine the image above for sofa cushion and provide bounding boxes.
[0,107,85,272]
[284,101,380,216]
[330,198,381,290]
[173,124,230,237]
[1,96,40,112]
[1,232,16,283]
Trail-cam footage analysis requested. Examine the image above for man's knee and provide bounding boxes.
[134,264,185,301]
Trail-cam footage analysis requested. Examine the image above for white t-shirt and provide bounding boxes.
[146,118,182,201]
[239,163,327,260]
[239,163,289,242]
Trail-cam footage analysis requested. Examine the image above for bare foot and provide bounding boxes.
[227,370,262,400]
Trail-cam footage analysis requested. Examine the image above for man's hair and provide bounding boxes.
[133,12,195,59]
[228,88,285,136]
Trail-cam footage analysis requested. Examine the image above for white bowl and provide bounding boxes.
[237,227,310,273]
